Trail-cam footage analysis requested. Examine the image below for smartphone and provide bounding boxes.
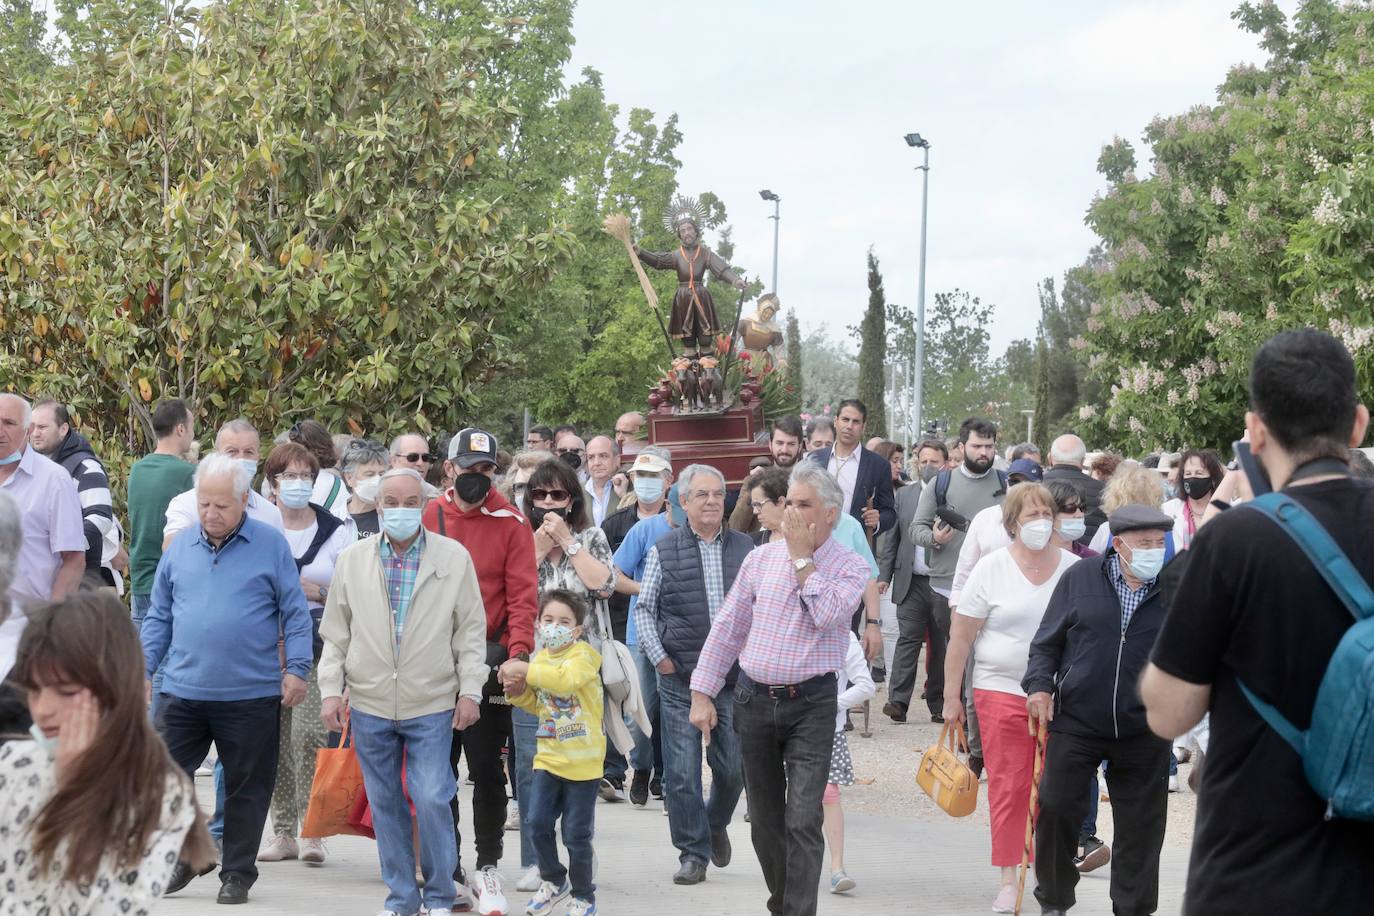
[935,506,970,533]
[1232,440,1272,496]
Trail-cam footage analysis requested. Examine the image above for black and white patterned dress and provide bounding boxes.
[0,740,197,916]
[828,731,856,787]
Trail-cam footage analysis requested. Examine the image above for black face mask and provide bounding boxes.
[454,472,492,505]
[529,505,569,527]
[1181,476,1214,500]
[559,451,582,470]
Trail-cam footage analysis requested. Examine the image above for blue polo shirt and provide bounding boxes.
[613,514,673,646]
[143,517,314,701]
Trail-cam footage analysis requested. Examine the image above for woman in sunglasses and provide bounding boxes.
[507,458,617,890]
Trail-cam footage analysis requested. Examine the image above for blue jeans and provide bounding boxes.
[512,706,539,869]
[211,761,225,839]
[351,709,459,915]
[629,644,663,775]
[658,672,743,865]
[527,770,598,903]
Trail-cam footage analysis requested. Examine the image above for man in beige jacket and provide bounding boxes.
[319,468,487,916]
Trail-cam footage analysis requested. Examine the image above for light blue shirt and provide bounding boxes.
[613,514,673,645]
[831,513,879,579]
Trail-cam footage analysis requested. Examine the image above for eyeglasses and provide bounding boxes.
[530,488,571,502]
[749,501,767,511]
[689,490,726,502]
[397,452,437,463]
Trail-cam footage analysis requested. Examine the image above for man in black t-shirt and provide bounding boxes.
[1142,329,1374,916]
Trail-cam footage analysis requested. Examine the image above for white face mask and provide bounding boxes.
[1057,517,1087,542]
[1018,518,1054,551]
[354,476,382,505]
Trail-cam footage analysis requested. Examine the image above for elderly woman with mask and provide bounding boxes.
[340,439,390,538]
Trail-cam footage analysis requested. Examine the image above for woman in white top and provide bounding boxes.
[1,591,216,915]
[1163,449,1225,550]
[824,631,876,896]
[942,483,1078,914]
[258,442,353,866]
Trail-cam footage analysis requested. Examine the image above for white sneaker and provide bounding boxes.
[505,803,521,832]
[300,837,326,864]
[524,879,569,915]
[426,910,454,916]
[257,835,298,862]
[567,899,597,916]
[472,865,508,915]
[1168,774,1180,793]
[515,865,541,893]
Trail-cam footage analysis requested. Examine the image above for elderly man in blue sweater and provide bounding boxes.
[143,452,314,905]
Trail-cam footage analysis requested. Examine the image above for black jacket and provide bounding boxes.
[806,446,897,535]
[1043,465,1107,546]
[1022,552,1165,741]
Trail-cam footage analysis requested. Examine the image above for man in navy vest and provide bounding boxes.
[632,463,752,886]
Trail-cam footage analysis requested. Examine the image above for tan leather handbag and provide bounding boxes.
[916,721,980,817]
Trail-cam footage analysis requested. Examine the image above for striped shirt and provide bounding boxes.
[1107,553,1154,633]
[690,535,869,697]
[380,530,425,644]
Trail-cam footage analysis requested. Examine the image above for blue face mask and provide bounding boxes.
[539,621,577,651]
[29,723,58,755]
[277,479,313,509]
[382,507,423,542]
[1123,544,1166,581]
[236,458,259,481]
[0,449,21,465]
[633,477,665,504]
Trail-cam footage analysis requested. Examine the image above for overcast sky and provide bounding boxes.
[567,0,1294,358]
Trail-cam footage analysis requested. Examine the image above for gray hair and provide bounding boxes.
[788,462,845,513]
[0,394,32,429]
[195,451,253,498]
[389,432,427,455]
[0,490,22,599]
[379,466,440,500]
[1049,434,1087,467]
[216,417,259,446]
[678,463,725,495]
[341,439,391,475]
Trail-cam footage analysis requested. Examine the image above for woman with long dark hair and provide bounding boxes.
[0,590,216,912]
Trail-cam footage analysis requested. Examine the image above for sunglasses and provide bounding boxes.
[398,452,437,463]
[530,488,571,502]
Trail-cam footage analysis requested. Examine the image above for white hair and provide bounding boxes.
[0,490,22,599]
[378,466,440,500]
[678,463,725,494]
[788,463,845,513]
[1050,434,1087,467]
[216,417,260,447]
[389,432,427,455]
[0,394,32,430]
[195,451,253,498]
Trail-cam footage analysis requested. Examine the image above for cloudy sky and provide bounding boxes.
[567,0,1295,358]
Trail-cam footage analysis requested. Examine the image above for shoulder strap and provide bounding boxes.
[995,469,1008,496]
[1245,492,1374,621]
[325,473,343,510]
[934,469,952,509]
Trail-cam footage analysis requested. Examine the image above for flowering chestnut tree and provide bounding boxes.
[1074,0,1374,452]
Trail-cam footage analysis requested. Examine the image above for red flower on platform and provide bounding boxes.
[738,351,752,362]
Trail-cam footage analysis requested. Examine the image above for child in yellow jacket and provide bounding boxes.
[501,589,604,916]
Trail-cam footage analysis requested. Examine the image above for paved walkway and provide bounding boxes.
[170,778,1190,915]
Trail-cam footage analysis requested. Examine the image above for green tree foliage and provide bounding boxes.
[784,308,803,398]
[855,249,888,436]
[917,290,1032,438]
[1072,0,1374,452]
[0,0,576,475]
[0,0,51,75]
[799,326,858,417]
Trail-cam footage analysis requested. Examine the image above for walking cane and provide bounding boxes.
[1015,719,1049,916]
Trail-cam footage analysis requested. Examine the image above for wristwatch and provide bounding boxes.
[865,619,881,627]
[564,540,583,556]
[792,556,814,571]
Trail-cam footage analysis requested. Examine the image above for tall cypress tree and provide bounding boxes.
[857,249,888,436]
[1032,337,1051,452]
[784,308,803,401]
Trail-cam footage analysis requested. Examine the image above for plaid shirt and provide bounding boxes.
[690,536,869,697]
[1107,553,1153,633]
[380,530,425,645]
[634,524,726,667]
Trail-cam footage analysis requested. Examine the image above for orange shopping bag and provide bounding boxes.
[301,716,369,838]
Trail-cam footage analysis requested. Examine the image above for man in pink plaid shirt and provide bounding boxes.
[690,463,869,916]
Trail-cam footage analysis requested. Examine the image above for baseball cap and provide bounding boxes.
[1007,458,1044,482]
[630,452,671,475]
[447,427,498,468]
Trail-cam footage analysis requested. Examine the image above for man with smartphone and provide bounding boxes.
[911,417,1007,776]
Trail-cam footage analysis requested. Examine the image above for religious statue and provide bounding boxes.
[737,293,786,371]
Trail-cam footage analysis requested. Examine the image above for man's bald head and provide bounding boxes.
[1050,434,1087,469]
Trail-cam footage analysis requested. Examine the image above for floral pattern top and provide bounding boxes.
[537,526,617,638]
[0,740,197,916]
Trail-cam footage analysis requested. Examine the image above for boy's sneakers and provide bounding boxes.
[524,879,570,915]
[567,899,597,916]
[630,770,650,807]
[471,866,508,915]
[598,777,624,802]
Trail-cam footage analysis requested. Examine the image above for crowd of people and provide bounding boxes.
[0,327,1371,916]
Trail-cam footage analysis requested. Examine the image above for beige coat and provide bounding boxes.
[318,532,488,721]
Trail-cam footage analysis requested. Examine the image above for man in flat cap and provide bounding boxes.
[1021,504,1175,916]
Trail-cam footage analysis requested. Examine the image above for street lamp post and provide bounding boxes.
[904,133,931,441]
[1021,409,1035,443]
[759,189,780,294]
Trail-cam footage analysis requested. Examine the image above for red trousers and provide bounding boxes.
[974,688,1037,867]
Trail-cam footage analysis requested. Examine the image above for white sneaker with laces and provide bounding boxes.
[567,898,597,916]
[257,835,298,862]
[515,865,541,893]
[505,803,521,832]
[524,879,569,915]
[300,837,327,864]
[472,865,508,915]
[1168,774,1180,792]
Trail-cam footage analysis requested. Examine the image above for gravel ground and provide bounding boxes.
[840,677,1200,851]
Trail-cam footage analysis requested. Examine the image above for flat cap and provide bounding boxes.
[1108,503,1173,535]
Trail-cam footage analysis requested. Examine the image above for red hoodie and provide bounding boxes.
[421,486,537,657]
